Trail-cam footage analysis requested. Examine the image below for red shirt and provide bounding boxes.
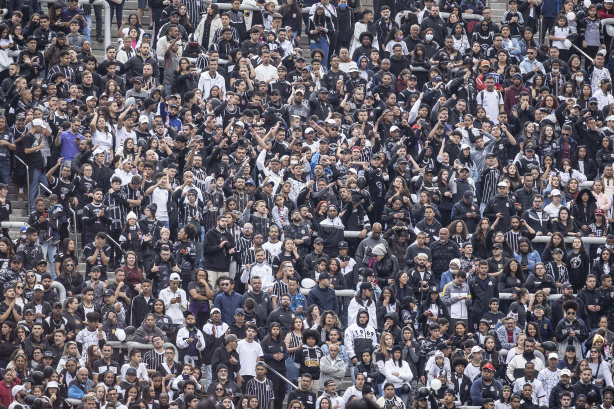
[0,377,21,409]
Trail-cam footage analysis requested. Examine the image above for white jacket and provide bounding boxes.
[176,326,206,352]
[195,15,222,47]
[344,323,378,360]
[384,359,414,389]
[159,287,188,325]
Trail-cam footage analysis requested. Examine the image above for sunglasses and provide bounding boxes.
[567,311,576,315]
[215,388,224,391]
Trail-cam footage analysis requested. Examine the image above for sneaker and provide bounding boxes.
[96,35,103,42]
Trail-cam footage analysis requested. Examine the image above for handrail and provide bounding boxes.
[14,155,30,214]
[39,183,79,251]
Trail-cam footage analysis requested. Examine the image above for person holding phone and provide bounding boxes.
[159,272,189,326]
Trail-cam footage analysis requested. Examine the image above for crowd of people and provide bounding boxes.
[3,0,614,409]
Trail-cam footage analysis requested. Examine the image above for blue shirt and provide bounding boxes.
[59,130,82,160]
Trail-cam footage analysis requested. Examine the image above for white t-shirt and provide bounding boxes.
[115,127,137,150]
[236,339,264,376]
[255,64,278,82]
[151,187,170,222]
[477,89,504,124]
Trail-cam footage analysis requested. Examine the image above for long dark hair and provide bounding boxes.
[502,258,524,283]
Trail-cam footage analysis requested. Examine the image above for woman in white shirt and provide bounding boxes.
[384,346,413,399]
[90,112,115,163]
[543,189,567,218]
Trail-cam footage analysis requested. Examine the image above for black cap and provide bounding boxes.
[10,255,22,263]
[318,87,329,93]
[338,241,348,249]
[104,289,115,296]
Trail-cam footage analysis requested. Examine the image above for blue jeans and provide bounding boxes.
[30,168,48,212]
[0,166,9,185]
[310,37,329,68]
[40,240,57,279]
[107,0,125,29]
[285,357,299,394]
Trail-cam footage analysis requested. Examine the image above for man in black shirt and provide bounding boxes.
[23,118,47,212]
[288,374,317,409]
[0,284,22,325]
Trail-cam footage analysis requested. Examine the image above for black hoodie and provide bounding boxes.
[571,188,597,228]
[383,311,403,344]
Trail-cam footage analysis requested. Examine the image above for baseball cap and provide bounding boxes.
[561,368,572,376]
[139,116,149,124]
[314,237,324,244]
[126,368,137,375]
[169,273,181,281]
[86,96,97,102]
[498,181,508,188]
[234,308,245,315]
[32,119,44,127]
[548,353,559,360]
[11,385,25,398]
[10,255,22,263]
[596,208,605,216]
[33,284,44,292]
[319,272,331,280]
[482,363,495,371]
[550,189,562,196]
[471,346,483,354]
[104,289,115,296]
[211,308,221,315]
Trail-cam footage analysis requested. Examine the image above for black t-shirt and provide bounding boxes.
[23,132,45,169]
[92,358,120,376]
[0,301,22,325]
[82,243,111,278]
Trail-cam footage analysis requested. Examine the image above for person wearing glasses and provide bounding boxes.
[519,47,545,86]
[555,300,589,359]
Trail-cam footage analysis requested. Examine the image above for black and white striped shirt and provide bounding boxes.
[480,167,500,204]
[143,349,165,371]
[246,377,275,406]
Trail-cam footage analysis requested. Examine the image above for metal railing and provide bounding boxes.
[39,183,79,251]
[14,155,30,214]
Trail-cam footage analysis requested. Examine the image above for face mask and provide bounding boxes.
[576,76,583,82]
[397,36,403,40]
[426,34,433,41]
[553,69,559,73]
[339,3,346,8]
[383,15,389,19]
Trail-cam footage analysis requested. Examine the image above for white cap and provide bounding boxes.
[11,385,25,397]
[551,189,562,196]
[548,352,559,360]
[325,119,336,125]
[139,115,149,123]
[449,258,460,267]
[169,273,181,281]
[561,368,572,376]
[235,121,245,128]
[305,127,314,134]
[461,143,471,150]
[607,115,614,122]
[32,118,44,127]
[348,65,360,73]
[390,125,401,132]
[93,148,105,156]
[471,346,483,354]
[497,181,508,187]
[86,96,97,102]
[598,48,608,56]
[46,381,59,390]
[34,284,44,291]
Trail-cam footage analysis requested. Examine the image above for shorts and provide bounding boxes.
[138,0,147,8]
